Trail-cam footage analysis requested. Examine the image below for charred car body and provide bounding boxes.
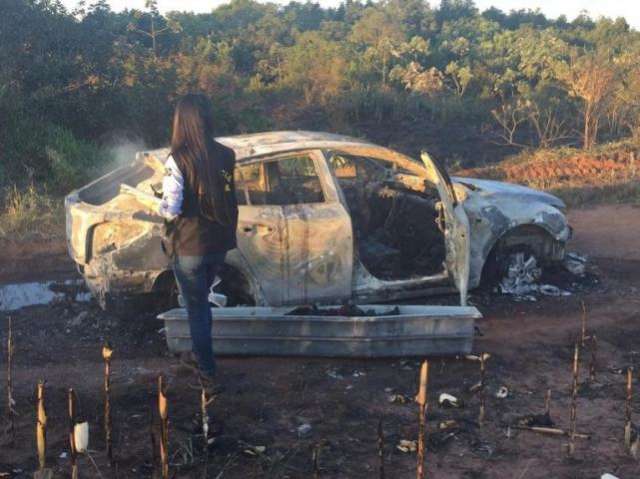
[65,131,570,309]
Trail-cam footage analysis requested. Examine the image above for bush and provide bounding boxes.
[1,109,112,194]
[44,124,112,193]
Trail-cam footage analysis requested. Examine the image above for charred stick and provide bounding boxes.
[158,376,169,479]
[149,405,158,475]
[580,301,587,347]
[7,316,15,444]
[312,444,321,479]
[201,385,215,479]
[416,360,429,479]
[201,388,208,449]
[512,425,590,439]
[544,389,552,417]
[68,389,78,479]
[625,367,633,449]
[377,418,385,479]
[568,343,580,457]
[589,335,597,383]
[102,343,113,465]
[479,353,487,426]
[36,381,47,472]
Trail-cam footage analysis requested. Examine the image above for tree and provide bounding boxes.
[280,31,348,105]
[555,50,620,149]
[350,7,406,87]
[128,0,180,59]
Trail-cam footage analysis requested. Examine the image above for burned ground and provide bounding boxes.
[0,204,639,478]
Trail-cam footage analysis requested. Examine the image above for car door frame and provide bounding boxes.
[320,147,471,306]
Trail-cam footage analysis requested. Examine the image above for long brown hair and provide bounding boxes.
[170,94,228,223]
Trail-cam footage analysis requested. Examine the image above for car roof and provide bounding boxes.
[218,130,367,149]
[216,130,375,159]
[142,130,424,175]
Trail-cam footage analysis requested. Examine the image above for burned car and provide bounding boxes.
[65,131,570,309]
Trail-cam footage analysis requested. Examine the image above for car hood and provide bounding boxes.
[452,176,566,209]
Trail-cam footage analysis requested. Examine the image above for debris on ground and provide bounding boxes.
[287,304,400,317]
[465,353,491,362]
[564,252,588,276]
[297,423,312,437]
[73,422,89,453]
[439,393,463,409]
[515,412,554,428]
[439,420,459,431]
[242,444,266,456]
[326,369,344,380]
[68,310,89,327]
[500,280,571,301]
[388,393,411,404]
[495,386,509,399]
[497,251,594,300]
[396,439,417,453]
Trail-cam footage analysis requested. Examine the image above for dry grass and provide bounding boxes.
[457,141,640,207]
[0,185,65,242]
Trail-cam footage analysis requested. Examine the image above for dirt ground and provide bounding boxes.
[1,204,639,478]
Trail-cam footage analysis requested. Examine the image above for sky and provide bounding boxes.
[60,0,640,29]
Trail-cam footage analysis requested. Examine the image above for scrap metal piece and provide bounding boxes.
[564,252,588,276]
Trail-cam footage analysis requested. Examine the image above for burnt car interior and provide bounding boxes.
[78,162,156,205]
[326,152,446,280]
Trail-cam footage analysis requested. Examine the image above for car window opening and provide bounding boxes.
[235,154,325,206]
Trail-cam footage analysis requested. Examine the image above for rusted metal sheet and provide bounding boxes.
[158,304,481,357]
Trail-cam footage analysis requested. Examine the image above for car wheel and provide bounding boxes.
[482,244,542,289]
[497,249,542,295]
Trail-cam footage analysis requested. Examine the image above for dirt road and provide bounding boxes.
[0,204,639,478]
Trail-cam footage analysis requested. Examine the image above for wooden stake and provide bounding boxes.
[68,389,78,479]
[479,353,487,426]
[568,343,580,457]
[7,316,15,444]
[149,405,158,476]
[36,381,47,471]
[158,376,169,479]
[544,389,551,417]
[102,343,113,465]
[377,418,385,479]
[200,384,215,479]
[580,301,587,347]
[589,335,597,383]
[312,444,320,479]
[201,388,208,449]
[416,360,429,479]
[625,367,633,449]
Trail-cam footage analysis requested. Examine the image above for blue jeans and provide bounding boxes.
[173,252,226,377]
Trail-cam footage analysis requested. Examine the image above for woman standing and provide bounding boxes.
[158,94,238,389]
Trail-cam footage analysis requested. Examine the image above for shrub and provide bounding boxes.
[1,110,112,194]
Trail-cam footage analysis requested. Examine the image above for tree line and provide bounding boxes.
[1,0,640,192]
